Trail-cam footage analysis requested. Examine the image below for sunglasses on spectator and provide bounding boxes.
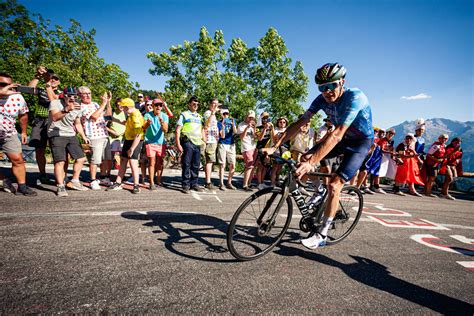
[318,80,341,92]
[51,76,59,81]
[0,82,9,87]
[222,112,229,115]
[154,103,163,107]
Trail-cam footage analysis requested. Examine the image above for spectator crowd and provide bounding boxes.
[0,68,464,199]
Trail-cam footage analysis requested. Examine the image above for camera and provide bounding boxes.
[16,85,36,94]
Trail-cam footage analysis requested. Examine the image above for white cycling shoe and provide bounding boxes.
[301,232,327,250]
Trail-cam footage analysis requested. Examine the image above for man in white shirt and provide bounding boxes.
[237,110,257,191]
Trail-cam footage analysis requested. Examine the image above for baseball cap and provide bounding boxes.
[138,93,144,98]
[119,98,135,107]
[247,110,256,118]
[152,98,163,105]
[220,107,229,114]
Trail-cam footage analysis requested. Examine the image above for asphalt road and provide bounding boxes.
[1,166,473,314]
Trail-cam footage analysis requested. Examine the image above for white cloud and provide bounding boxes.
[401,93,432,100]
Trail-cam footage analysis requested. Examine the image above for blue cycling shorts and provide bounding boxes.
[308,137,373,182]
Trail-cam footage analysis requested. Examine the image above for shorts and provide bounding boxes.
[121,139,144,160]
[49,136,85,163]
[217,143,236,165]
[28,117,49,148]
[89,137,112,165]
[0,135,22,154]
[205,143,217,163]
[146,143,167,158]
[242,149,257,169]
[139,142,148,163]
[359,154,371,172]
[110,139,122,152]
[307,137,373,182]
[425,163,438,177]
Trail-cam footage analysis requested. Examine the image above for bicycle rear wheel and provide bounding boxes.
[325,185,363,245]
[227,187,293,261]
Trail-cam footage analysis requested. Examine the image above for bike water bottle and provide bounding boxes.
[308,183,327,207]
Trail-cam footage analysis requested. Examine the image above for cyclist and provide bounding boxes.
[264,63,374,249]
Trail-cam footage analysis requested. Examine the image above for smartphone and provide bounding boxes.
[16,85,36,94]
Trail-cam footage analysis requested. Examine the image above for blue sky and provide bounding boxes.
[20,0,473,128]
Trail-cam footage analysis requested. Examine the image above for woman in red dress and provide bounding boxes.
[393,133,424,196]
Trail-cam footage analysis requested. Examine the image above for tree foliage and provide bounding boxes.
[147,26,311,124]
[0,0,136,109]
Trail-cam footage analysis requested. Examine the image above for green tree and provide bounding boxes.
[147,26,309,127]
[0,0,136,109]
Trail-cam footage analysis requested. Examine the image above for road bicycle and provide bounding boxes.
[227,154,364,261]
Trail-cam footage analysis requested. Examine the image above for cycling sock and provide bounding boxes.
[319,216,333,236]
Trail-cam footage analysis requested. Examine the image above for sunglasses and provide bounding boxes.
[318,81,341,92]
[222,112,229,115]
[51,76,60,81]
[154,103,163,107]
[0,82,9,87]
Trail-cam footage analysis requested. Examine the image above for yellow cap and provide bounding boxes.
[119,98,135,107]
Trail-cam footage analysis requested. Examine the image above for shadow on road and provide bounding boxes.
[121,211,238,262]
[275,242,474,315]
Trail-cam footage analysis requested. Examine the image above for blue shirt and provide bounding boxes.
[144,112,169,145]
[217,118,236,145]
[309,88,374,140]
[415,136,425,155]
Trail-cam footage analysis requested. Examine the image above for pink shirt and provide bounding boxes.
[80,102,108,139]
[0,94,28,139]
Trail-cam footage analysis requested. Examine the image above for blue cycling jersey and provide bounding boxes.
[308,88,374,140]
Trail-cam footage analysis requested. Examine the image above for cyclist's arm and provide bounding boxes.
[270,114,311,150]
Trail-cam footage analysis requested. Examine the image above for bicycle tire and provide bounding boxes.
[325,185,363,245]
[227,186,293,261]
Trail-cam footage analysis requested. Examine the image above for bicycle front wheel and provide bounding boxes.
[326,185,363,245]
[227,187,293,261]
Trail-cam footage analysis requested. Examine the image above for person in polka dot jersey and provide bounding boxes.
[0,72,37,196]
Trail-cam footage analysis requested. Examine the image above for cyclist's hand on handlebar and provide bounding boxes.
[295,161,313,179]
[300,152,313,162]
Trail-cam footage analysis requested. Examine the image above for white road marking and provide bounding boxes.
[456,261,474,270]
[450,235,474,244]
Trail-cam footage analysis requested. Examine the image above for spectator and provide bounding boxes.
[144,98,169,190]
[0,72,37,196]
[237,110,257,191]
[414,118,426,161]
[365,129,385,193]
[392,133,424,196]
[423,134,449,197]
[135,93,146,115]
[78,86,112,190]
[106,98,126,172]
[139,100,154,184]
[203,98,221,190]
[439,137,463,200]
[290,120,315,162]
[27,66,61,184]
[107,98,145,194]
[255,112,273,189]
[176,96,204,193]
[216,107,237,190]
[372,128,396,194]
[47,87,89,196]
[270,116,288,186]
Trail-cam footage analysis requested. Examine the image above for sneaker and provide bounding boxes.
[373,187,387,194]
[409,191,422,197]
[205,183,216,191]
[394,191,406,196]
[56,185,68,197]
[192,185,204,192]
[219,184,227,191]
[132,185,140,194]
[2,178,16,193]
[90,179,101,190]
[182,186,190,194]
[242,186,254,192]
[440,194,455,200]
[101,177,112,186]
[301,232,327,250]
[149,184,159,191]
[425,193,438,198]
[16,185,38,196]
[226,183,237,190]
[107,182,123,191]
[362,187,375,195]
[69,180,88,191]
[257,183,270,191]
